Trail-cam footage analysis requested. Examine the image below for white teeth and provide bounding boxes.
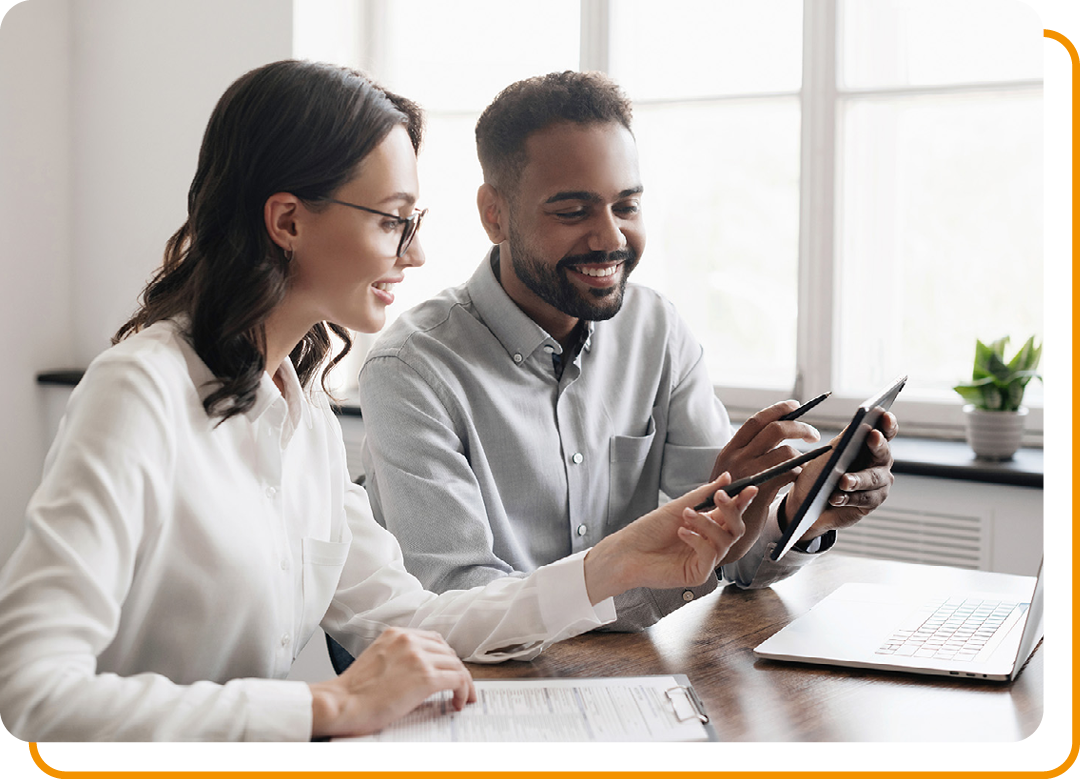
[373,282,396,292]
[577,265,618,278]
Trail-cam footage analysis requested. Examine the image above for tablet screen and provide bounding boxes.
[770,375,907,561]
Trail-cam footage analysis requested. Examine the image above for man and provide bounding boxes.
[356,71,896,632]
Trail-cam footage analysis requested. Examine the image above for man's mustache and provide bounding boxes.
[558,248,637,270]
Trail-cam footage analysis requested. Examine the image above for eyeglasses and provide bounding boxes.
[323,198,427,258]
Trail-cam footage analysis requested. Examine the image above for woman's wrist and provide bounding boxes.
[309,681,344,739]
[583,536,627,605]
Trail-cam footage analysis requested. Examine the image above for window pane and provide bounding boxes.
[632,99,801,390]
[839,0,1043,89]
[382,0,580,111]
[609,0,802,101]
[392,113,491,321]
[836,91,1042,403]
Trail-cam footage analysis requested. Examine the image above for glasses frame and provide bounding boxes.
[322,198,427,257]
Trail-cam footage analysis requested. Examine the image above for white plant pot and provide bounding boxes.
[962,405,1028,460]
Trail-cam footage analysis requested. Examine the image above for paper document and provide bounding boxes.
[336,675,715,742]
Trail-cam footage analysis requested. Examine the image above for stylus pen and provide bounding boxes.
[779,391,832,421]
[692,444,833,511]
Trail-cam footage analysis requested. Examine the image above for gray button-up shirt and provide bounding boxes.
[359,252,823,631]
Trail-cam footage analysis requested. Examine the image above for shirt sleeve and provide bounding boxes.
[719,495,837,589]
[0,356,314,742]
[324,482,615,663]
[358,354,522,592]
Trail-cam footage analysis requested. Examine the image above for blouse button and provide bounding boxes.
[576,524,588,537]
[571,452,584,464]
[513,353,523,363]
[281,633,290,647]
[682,590,695,602]
[280,558,289,571]
[265,486,277,499]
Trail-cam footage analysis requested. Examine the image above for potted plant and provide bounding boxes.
[953,336,1042,460]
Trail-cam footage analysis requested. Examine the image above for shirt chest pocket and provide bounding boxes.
[300,537,350,647]
[607,412,661,531]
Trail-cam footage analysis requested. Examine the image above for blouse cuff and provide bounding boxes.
[240,678,314,742]
[536,550,617,634]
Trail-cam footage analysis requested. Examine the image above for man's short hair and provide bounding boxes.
[475,70,634,195]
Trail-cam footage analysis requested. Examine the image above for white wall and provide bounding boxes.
[0,0,293,567]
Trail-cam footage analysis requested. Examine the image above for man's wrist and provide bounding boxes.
[779,493,820,553]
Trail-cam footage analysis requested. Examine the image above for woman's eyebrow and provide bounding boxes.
[376,192,418,208]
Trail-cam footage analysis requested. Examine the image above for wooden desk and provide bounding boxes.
[466,555,1042,741]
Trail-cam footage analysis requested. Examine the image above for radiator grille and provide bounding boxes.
[831,507,987,569]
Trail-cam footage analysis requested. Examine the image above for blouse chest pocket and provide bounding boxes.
[607,412,661,531]
[300,537,350,651]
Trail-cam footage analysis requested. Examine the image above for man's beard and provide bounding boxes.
[507,236,639,322]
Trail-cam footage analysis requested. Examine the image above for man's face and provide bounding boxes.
[501,122,645,329]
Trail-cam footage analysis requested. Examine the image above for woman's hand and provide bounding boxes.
[309,626,476,739]
[582,474,755,605]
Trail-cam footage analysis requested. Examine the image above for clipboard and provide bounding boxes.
[771,374,907,561]
[335,674,718,742]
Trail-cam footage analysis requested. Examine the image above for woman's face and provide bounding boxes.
[289,125,426,334]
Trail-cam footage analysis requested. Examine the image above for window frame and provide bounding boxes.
[330,0,1044,442]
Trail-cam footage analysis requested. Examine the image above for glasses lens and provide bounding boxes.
[398,210,425,257]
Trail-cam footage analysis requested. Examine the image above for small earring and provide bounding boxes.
[284,247,294,262]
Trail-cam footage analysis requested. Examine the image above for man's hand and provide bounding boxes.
[709,400,821,565]
[782,411,899,543]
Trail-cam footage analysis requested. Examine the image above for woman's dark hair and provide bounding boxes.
[114,60,424,421]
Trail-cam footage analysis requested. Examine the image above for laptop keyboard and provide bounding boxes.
[875,596,1021,662]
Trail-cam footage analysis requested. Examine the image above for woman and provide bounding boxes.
[0,61,753,741]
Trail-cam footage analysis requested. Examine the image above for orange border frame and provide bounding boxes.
[12,24,1075,777]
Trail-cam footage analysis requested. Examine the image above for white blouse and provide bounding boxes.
[0,321,614,741]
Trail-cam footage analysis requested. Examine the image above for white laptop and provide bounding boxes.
[754,562,1043,682]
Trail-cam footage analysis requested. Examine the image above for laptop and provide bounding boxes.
[754,561,1043,681]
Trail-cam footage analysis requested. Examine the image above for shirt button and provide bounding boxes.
[543,345,555,354]
[265,486,277,499]
[280,558,289,571]
[513,353,523,363]
[682,590,695,602]
[571,452,584,464]
[281,633,290,647]
[576,524,588,537]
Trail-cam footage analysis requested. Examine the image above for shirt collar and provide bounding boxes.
[466,246,594,365]
[251,355,308,443]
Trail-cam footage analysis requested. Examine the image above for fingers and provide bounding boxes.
[677,470,734,509]
[727,401,821,456]
[680,486,755,550]
[878,411,899,441]
[835,429,894,493]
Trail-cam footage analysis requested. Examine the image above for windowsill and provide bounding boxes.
[37,373,1043,488]
[886,435,1041,488]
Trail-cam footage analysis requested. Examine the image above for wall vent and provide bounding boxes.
[831,506,987,570]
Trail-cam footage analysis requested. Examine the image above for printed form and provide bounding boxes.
[336,675,714,742]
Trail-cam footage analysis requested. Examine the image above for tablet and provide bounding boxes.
[771,374,907,561]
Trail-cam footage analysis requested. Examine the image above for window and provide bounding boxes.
[295,0,1043,440]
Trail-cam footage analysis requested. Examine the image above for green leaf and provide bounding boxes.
[953,384,986,405]
[1004,382,1025,411]
[1008,336,1041,373]
[986,352,1012,383]
[960,335,1042,409]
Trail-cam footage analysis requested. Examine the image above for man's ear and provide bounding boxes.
[264,192,301,252]
[477,183,509,244]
